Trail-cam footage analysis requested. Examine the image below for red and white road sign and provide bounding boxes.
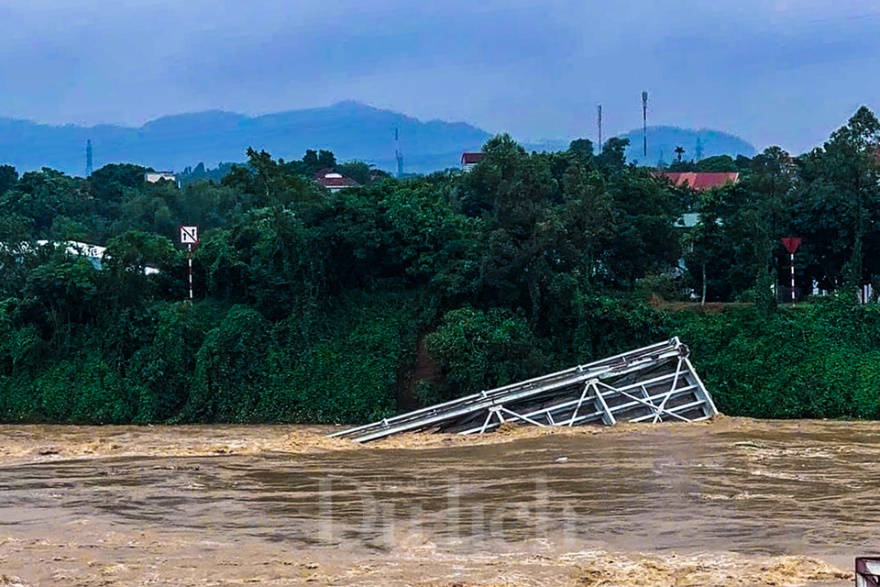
[781,237,802,254]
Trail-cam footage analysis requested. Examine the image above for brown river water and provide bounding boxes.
[0,417,875,586]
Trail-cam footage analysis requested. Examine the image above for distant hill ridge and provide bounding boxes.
[620,125,757,165]
[0,102,757,175]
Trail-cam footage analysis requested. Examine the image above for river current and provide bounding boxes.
[0,418,872,586]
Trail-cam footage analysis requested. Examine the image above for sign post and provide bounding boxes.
[781,237,802,303]
[179,226,199,302]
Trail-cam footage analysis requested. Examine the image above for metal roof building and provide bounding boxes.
[662,172,740,190]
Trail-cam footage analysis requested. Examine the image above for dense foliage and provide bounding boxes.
[2,108,880,424]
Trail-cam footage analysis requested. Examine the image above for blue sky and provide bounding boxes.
[1,0,879,153]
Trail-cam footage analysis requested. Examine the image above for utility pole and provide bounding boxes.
[597,104,603,150]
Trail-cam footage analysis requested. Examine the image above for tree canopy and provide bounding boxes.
[3,108,880,424]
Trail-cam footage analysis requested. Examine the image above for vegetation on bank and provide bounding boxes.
[2,108,880,424]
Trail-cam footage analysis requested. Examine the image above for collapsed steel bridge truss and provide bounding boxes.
[329,338,718,443]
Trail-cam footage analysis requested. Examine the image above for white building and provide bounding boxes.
[28,240,159,274]
[145,171,179,187]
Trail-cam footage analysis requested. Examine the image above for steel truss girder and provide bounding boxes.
[329,338,718,443]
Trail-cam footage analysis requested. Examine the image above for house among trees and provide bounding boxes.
[313,167,359,192]
[661,172,739,190]
[4,240,159,275]
[461,152,484,171]
[144,171,178,184]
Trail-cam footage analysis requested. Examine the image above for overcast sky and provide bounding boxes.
[1,0,879,153]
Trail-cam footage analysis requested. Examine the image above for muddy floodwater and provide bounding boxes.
[0,417,875,586]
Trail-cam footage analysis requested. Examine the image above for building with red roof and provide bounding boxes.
[461,152,484,170]
[662,172,740,190]
[313,168,359,192]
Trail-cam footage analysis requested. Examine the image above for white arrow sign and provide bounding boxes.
[180,226,199,245]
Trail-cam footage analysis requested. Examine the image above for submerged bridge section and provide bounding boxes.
[329,338,718,443]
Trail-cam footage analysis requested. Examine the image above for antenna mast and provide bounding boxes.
[642,91,648,160]
[394,127,404,178]
[86,139,93,177]
[597,104,603,150]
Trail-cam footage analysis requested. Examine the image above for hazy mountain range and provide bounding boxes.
[0,101,757,176]
[620,126,757,165]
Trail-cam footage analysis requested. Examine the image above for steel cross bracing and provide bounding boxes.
[328,338,718,443]
[857,558,880,587]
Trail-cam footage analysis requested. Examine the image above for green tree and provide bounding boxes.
[184,305,273,422]
[0,165,18,195]
[427,307,548,399]
[683,147,797,302]
[696,155,737,172]
[337,160,373,185]
[102,229,177,308]
[317,149,337,169]
[792,107,880,294]
[560,161,612,285]
[199,207,326,319]
[23,252,100,345]
[600,169,683,288]
[463,135,561,319]
[2,169,93,238]
[568,138,595,162]
[89,163,150,211]
[223,148,325,212]
[597,137,630,170]
[0,214,37,297]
